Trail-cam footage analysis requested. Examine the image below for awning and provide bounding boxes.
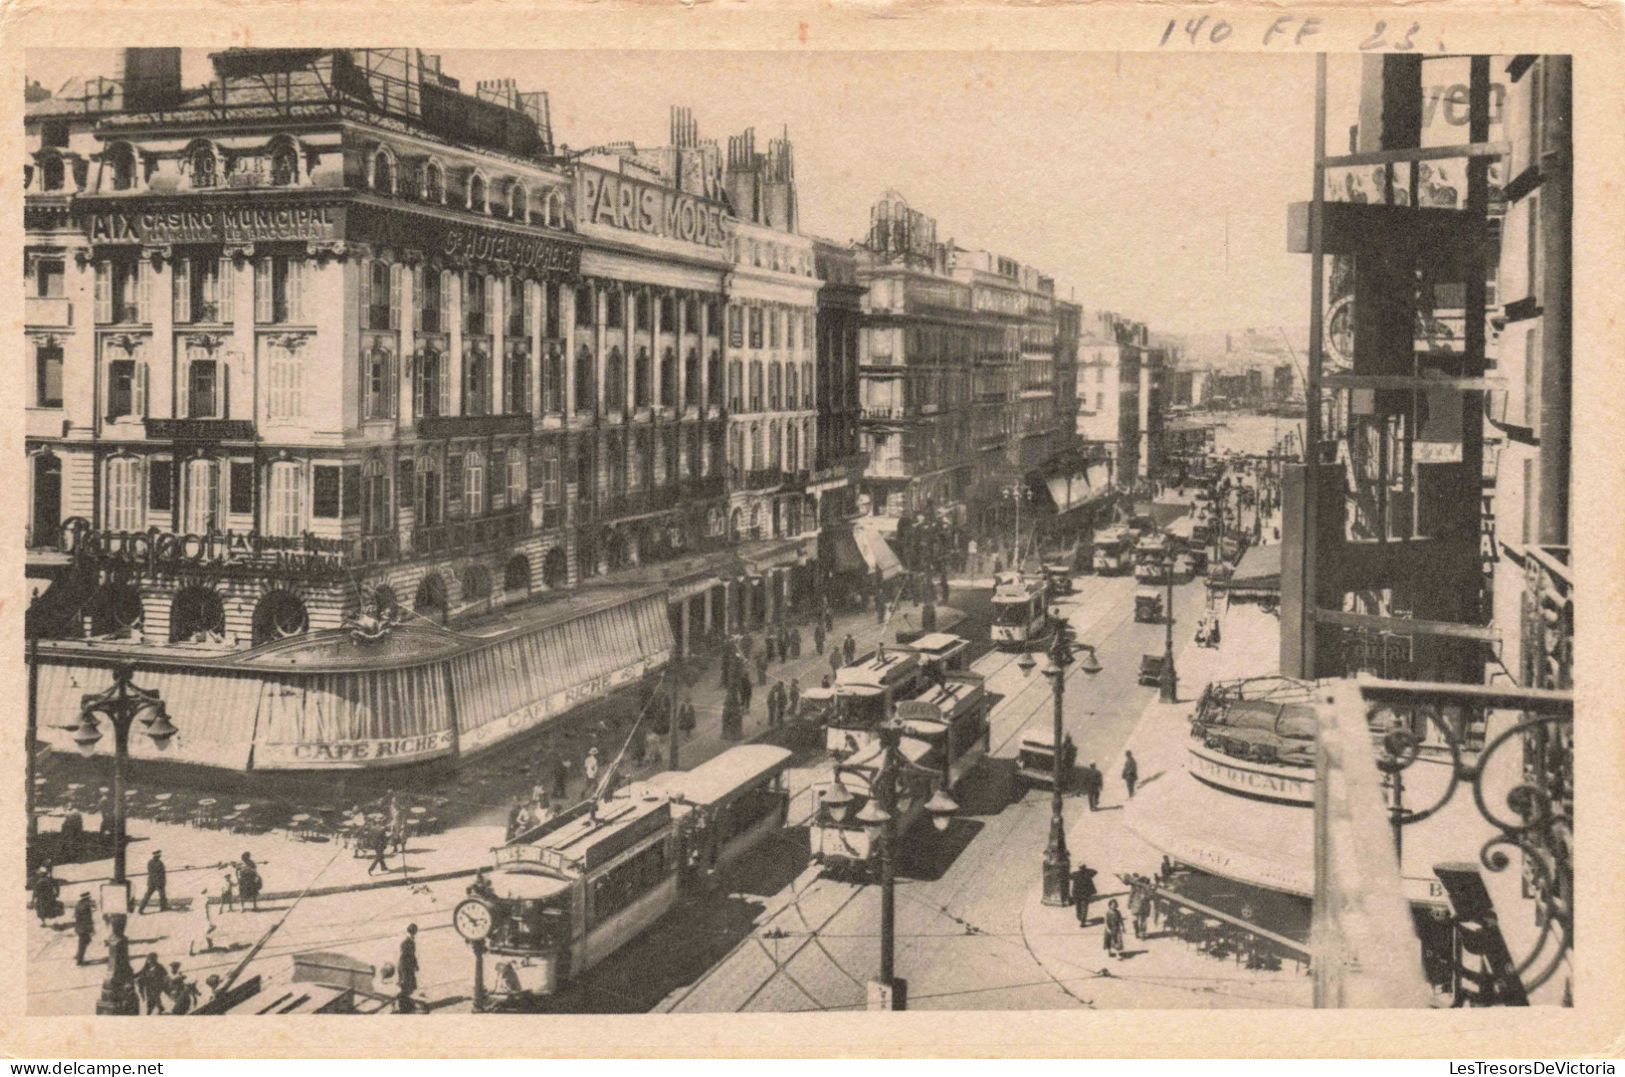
[851,524,904,580]
[1123,765,1453,906]
[1043,473,1097,515]
[1218,543,1282,593]
[829,530,869,575]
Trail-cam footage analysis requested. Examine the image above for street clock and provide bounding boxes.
[453,898,494,942]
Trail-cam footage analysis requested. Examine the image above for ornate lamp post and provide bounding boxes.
[1160,549,1179,703]
[66,663,175,884]
[1018,613,1101,906]
[825,719,957,1011]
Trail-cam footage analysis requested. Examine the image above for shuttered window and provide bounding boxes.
[267,462,305,537]
[106,456,143,531]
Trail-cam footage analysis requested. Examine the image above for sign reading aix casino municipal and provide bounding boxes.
[79,199,345,245]
[575,165,728,249]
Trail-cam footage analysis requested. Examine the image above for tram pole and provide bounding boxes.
[669,672,680,770]
[471,939,486,1013]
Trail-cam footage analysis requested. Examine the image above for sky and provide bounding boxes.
[25,48,1364,336]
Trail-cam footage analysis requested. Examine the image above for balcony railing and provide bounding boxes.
[410,504,530,558]
[1312,678,1573,1007]
[416,413,530,438]
[744,468,788,490]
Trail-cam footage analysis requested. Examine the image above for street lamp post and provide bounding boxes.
[67,663,175,884]
[1019,616,1101,907]
[826,719,957,1011]
[1160,551,1179,703]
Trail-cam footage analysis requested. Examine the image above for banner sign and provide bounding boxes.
[575,166,728,249]
[256,729,456,768]
[56,517,349,581]
[82,203,344,245]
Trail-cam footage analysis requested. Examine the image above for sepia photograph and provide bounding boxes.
[7,6,1618,1056]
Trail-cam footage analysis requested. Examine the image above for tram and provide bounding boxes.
[455,745,792,1004]
[808,680,991,879]
[990,575,1051,650]
[1133,531,1173,584]
[1092,526,1135,575]
[825,632,973,759]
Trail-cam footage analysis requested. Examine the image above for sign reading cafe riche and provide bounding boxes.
[575,166,727,248]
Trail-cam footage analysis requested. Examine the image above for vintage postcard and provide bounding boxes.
[2,0,1621,1059]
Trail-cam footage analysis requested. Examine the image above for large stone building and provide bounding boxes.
[19,48,851,771]
[852,191,1083,528]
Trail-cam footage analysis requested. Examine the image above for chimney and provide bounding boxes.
[119,48,182,111]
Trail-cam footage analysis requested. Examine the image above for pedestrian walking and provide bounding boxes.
[778,625,791,661]
[829,646,842,676]
[822,609,834,636]
[136,953,168,1014]
[790,626,802,658]
[30,864,62,923]
[842,633,856,667]
[788,677,801,721]
[813,621,826,655]
[755,648,769,687]
[1071,865,1097,928]
[583,746,600,787]
[552,756,570,800]
[1084,762,1102,811]
[368,823,390,876]
[1104,899,1126,958]
[876,595,887,625]
[188,888,217,956]
[397,924,420,1013]
[1130,880,1152,939]
[739,634,754,661]
[73,892,95,965]
[219,873,236,912]
[139,850,168,913]
[679,697,696,738]
[237,853,262,911]
[739,670,753,712]
[167,962,199,1015]
[765,633,778,663]
[1122,750,1139,799]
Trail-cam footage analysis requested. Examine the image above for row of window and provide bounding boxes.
[90,254,308,326]
[726,303,814,352]
[726,418,816,477]
[367,146,569,228]
[101,449,527,538]
[730,236,816,279]
[725,359,816,414]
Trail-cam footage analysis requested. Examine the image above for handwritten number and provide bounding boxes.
[1359,21,1387,50]
[1209,20,1232,43]
[1394,22,1420,50]
[1160,19,1176,46]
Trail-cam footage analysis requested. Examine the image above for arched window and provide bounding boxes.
[422,160,444,203]
[575,344,596,413]
[415,347,444,418]
[188,143,218,189]
[605,347,625,412]
[508,182,526,221]
[464,347,491,416]
[105,143,137,191]
[504,554,531,593]
[414,573,447,614]
[39,153,66,192]
[634,346,651,409]
[269,139,298,186]
[468,171,487,213]
[461,564,491,602]
[368,584,398,619]
[543,341,564,414]
[252,590,308,643]
[373,149,395,194]
[414,455,442,526]
[542,547,567,588]
[544,189,564,227]
[169,585,225,643]
[90,583,144,637]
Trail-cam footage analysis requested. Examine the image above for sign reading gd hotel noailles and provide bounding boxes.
[575,166,728,249]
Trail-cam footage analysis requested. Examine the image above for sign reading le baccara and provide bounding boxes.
[576,166,727,248]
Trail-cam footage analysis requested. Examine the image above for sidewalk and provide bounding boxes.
[1017,599,1313,1008]
[39,593,966,908]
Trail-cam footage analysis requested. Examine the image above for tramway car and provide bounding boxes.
[1092,526,1134,575]
[990,576,1051,650]
[826,646,925,757]
[456,745,792,1004]
[808,682,990,879]
[1133,532,1173,583]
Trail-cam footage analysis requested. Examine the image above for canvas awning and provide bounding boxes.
[1217,543,1282,593]
[851,524,904,580]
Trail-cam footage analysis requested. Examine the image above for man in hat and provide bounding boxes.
[842,633,857,668]
[583,746,600,787]
[138,850,168,913]
[73,891,95,965]
[397,924,420,1014]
